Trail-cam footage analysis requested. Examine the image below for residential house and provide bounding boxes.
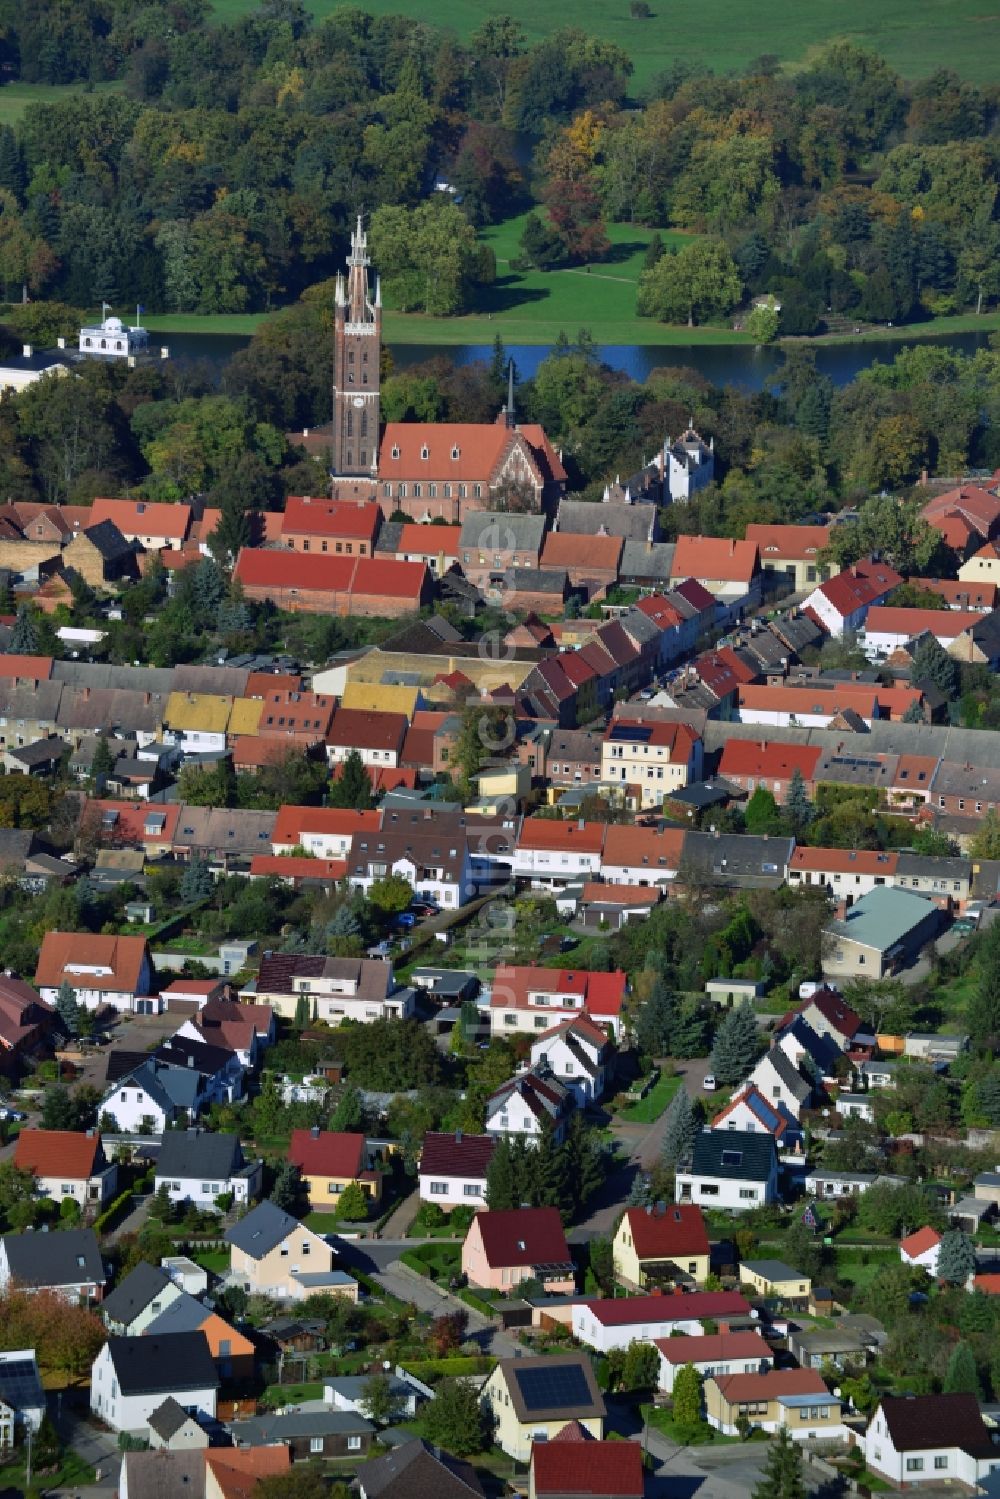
[13,1128,118,1211]
[705,1368,843,1439]
[102,1057,213,1133]
[458,512,547,591]
[529,1424,644,1499]
[246,952,412,1025]
[739,1259,811,1306]
[711,1085,801,1154]
[144,1293,256,1382]
[484,1067,574,1145]
[325,707,408,770]
[716,740,822,802]
[533,729,604,790]
[206,1447,293,1493]
[774,1018,842,1085]
[489,965,627,1039]
[357,1437,484,1499]
[789,846,897,900]
[862,606,984,661]
[34,931,154,1013]
[481,1356,605,1461]
[288,1128,382,1210]
[793,988,862,1048]
[230,1408,374,1462]
[280,496,381,556]
[89,498,192,552]
[540,531,623,593]
[804,1169,902,1199]
[745,524,831,592]
[858,1392,1000,1487]
[572,1291,754,1353]
[824,887,943,979]
[669,536,760,610]
[236,549,432,616]
[529,1015,612,1105]
[176,997,275,1070]
[678,831,793,891]
[577,882,663,930]
[655,1331,772,1395]
[63,519,139,588]
[153,1034,245,1107]
[802,560,902,637]
[271,805,380,858]
[87,800,181,856]
[91,1332,218,1434]
[418,1131,495,1211]
[0,1226,106,1302]
[601,716,702,809]
[378,522,462,577]
[253,689,336,747]
[748,1047,812,1122]
[146,1399,210,1451]
[921,485,1000,553]
[324,1372,421,1421]
[512,819,607,885]
[345,827,479,910]
[225,1200,357,1304]
[0,974,54,1072]
[119,1448,205,1496]
[899,1226,942,1276]
[599,824,686,888]
[959,538,1000,584]
[462,1207,574,1295]
[153,1130,261,1213]
[0,1349,45,1443]
[920,576,999,611]
[612,1202,711,1290]
[787,1326,873,1372]
[675,1132,779,1212]
[102,1262,185,1337]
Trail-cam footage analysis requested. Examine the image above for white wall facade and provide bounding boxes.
[512,846,603,882]
[90,1344,217,1434]
[417,1172,487,1208]
[572,1305,701,1352]
[657,1347,771,1395]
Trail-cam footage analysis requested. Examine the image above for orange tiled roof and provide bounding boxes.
[15,1129,101,1180]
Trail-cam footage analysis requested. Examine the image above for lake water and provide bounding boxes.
[165,326,996,391]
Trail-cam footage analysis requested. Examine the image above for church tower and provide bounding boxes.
[332,215,381,478]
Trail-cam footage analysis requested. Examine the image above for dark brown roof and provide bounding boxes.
[878,1393,994,1455]
[355,1437,483,1499]
[420,1132,496,1180]
[473,1207,571,1270]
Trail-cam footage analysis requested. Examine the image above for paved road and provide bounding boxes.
[51,1393,121,1496]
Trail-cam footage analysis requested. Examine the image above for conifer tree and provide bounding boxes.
[784,768,813,835]
[90,733,115,783]
[750,1426,806,1499]
[661,1087,698,1173]
[710,1000,760,1086]
[10,603,37,653]
[937,1228,975,1286]
[943,1341,981,1397]
[636,976,678,1057]
[486,1137,516,1210]
[328,749,374,810]
[56,980,80,1037]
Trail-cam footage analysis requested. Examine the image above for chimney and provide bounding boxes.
[834,898,849,920]
[311,1124,320,1138]
[455,1128,463,1144]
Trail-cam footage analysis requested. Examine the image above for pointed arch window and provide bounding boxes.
[391,445,400,460]
[451,446,460,460]
[421,445,429,460]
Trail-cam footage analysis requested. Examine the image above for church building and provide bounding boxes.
[328,218,567,524]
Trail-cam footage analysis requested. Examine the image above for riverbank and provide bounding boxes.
[141,306,1000,350]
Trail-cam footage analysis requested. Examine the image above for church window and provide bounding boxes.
[458,485,466,498]
[363,350,368,362]
[451,446,460,460]
[363,373,367,384]
[428,485,437,497]
[474,484,482,498]
[346,451,352,465]
[414,484,421,498]
[443,484,451,498]
[421,446,429,460]
[347,411,353,437]
[348,372,354,383]
[360,450,366,464]
[361,411,368,436]
[391,446,400,460]
[348,349,355,363]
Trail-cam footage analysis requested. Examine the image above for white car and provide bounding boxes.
[702,1075,718,1092]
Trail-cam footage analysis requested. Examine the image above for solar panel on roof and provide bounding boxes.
[514,1362,591,1413]
[610,723,651,743]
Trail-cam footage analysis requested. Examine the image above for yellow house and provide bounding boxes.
[224,1199,358,1303]
[600,719,701,810]
[162,692,234,753]
[227,697,264,738]
[705,1369,842,1438]
[959,542,1000,585]
[481,1356,606,1461]
[467,764,531,812]
[288,1129,382,1210]
[612,1204,711,1290]
[738,1259,812,1305]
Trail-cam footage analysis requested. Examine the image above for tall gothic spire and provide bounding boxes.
[346,214,374,325]
[503,359,516,429]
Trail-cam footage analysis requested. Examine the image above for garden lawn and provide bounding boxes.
[263,1381,324,1406]
[640,1403,740,1445]
[191,1249,229,1274]
[620,1073,681,1123]
[305,1212,354,1234]
[0,80,123,125]
[206,0,1000,91]
[400,1242,462,1281]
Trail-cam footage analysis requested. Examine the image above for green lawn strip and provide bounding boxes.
[263,1381,325,1406]
[620,1073,681,1123]
[400,1243,461,1280]
[0,79,123,125]
[191,1249,229,1274]
[206,0,1000,90]
[400,1354,496,1382]
[640,1402,741,1445]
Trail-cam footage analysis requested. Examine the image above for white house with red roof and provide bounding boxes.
[801,559,902,637]
[795,988,862,1048]
[711,1084,802,1155]
[89,498,192,551]
[529,1423,644,1499]
[572,1289,753,1354]
[899,1225,941,1276]
[654,1329,773,1394]
[462,1207,574,1294]
[861,606,983,662]
[668,536,760,609]
[705,1367,844,1439]
[271,806,380,858]
[14,1128,118,1210]
[529,1015,612,1105]
[489,965,626,1040]
[512,818,607,884]
[418,1131,495,1210]
[611,1203,711,1290]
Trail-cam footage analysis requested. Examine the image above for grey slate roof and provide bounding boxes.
[742,1258,806,1283]
[557,500,656,542]
[101,1260,173,1326]
[680,831,793,888]
[147,1396,198,1441]
[109,1057,205,1114]
[1,1226,104,1290]
[155,1130,243,1183]
[620,540,676,582]
[120,1449,204,1499]
[145,1292,210,1337]
[106,1331,218,1397]
[224,1199,298,1259]
[231,1409,374,1444]
[688,1131,777,1182]
[758,1047,812,1105]
[355,1437,484,1499]
[458,511,546,551]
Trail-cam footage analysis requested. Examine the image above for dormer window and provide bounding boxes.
[451,446,460,460]
[391,445,400,460]
[421,445,429,460]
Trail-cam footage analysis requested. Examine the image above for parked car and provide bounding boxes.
[702,1075,718,1092]
[394,912,417,929]
[0,1107,26,1122]
[410,901,440,918]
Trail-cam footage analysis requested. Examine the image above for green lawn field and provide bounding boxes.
[207,0,1000,90]
[0,79,123,125]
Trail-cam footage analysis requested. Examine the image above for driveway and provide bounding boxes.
[51,1391,121,1495]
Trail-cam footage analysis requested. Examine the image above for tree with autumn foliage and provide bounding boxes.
[541,112,610,264]
[429,1310,469,1355]
[0,1287,105,1375]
